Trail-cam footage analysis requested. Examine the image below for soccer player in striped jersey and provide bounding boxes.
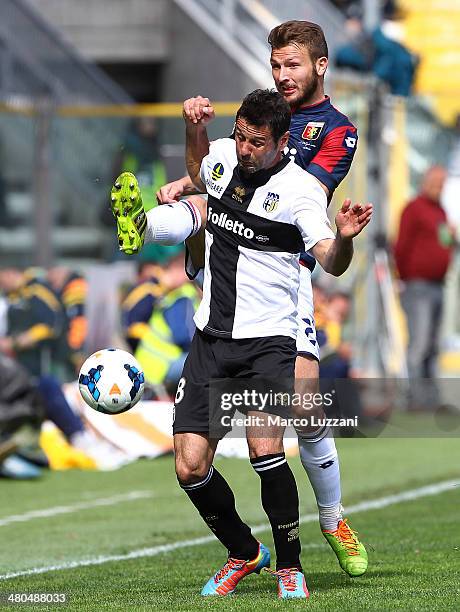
[155,21,368,578]
[111,89,372,597]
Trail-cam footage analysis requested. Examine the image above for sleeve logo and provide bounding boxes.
[211,163,224,181]
[343,129,357,149]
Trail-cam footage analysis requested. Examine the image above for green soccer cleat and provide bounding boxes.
[322,518,368,577]
[111,172,147,255]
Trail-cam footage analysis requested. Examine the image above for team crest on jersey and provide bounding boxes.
[302,121,325,141]
[232,185,246,203]
[263,192,279,213]
[211,163,224,181]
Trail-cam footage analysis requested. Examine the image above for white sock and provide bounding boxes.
[145,199,201,245]
[318,503,344,532]
[298,430,343,530]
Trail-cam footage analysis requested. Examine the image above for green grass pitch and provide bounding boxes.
[1,437,459,611]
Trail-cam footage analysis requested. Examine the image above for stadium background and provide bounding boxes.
[0,1,459,609]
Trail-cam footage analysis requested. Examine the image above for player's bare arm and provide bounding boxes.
[152,97,213,270]
[183,96,215,190]
[182,97,218,270]
[312,199,372,276]
[158,96,214,202]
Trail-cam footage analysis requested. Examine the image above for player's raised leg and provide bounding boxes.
[111,172,203,255]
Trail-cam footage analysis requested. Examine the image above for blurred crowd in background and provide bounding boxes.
[334,0,418,96]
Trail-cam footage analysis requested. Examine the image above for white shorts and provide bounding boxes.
[296,265,319,361]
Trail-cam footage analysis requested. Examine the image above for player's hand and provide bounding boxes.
[156,179,186,204]
[183,96,215,126]
[335,199,373,239]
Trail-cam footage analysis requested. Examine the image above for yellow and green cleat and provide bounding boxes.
[111,172,146,255]
[322,519,368,577]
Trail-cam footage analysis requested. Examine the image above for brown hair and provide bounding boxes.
[268,20,328,61]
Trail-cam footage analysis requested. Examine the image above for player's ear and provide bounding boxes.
[316,56,328,77]
[279,130,290,151]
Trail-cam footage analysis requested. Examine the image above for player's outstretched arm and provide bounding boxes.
[312,199,373,276]
[184,96,215,190]
[157,96,215,202]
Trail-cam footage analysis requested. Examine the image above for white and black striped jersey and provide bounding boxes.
[193,138,335,340]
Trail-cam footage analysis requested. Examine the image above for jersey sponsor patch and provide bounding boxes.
[207,206,255,239]
[232,185,246,204]
[211,163,224,181]
[302,121,325,141]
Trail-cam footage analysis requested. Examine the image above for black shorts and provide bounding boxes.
[173,329,296,435]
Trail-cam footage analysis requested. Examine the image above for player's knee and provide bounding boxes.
[247,437,284,459]
[294,355,323,424]
[175,457,210,486]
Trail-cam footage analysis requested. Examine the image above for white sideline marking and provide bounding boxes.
[0,491,153,527]
[0,479,457,581]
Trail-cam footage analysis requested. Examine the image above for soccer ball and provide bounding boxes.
[78,348,145,415]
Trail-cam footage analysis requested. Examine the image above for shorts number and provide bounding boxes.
[302,317,314,337]
[175,377,187,404]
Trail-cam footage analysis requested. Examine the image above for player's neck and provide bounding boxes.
[295,84,327,110]
[268,151,284,169]
[239,154,288,183]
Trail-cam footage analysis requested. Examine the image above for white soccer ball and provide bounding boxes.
[78,348,145,414]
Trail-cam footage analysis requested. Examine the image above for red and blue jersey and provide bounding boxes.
[288,96,357,270]
[287,96,357,196]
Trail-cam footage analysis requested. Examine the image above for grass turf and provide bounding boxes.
[1,438,459,610]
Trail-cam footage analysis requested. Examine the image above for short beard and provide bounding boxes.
[291,71,320,110]
[237,161,258,175]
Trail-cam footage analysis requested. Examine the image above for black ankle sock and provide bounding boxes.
[180,466,259,560]
[251,453,302,571]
